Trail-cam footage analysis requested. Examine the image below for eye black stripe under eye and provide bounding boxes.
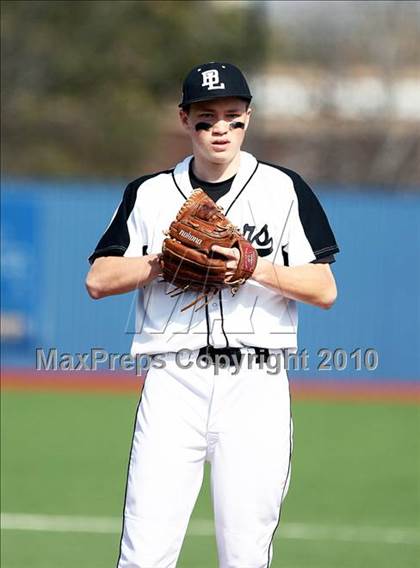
[229,121,245,129]
[195,122,212,131]
[194,120,246,131]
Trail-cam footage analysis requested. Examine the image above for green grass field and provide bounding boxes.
[1,389,419,568]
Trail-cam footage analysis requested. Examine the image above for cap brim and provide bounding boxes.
[178,93,252,108]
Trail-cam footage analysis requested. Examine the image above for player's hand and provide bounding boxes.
[211,245,240,279]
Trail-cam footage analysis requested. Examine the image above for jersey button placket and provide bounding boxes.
[207,299,225,347]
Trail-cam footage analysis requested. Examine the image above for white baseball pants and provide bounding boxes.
[117,349,292,568]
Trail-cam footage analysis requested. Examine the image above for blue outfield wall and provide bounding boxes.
[1,178,419,381]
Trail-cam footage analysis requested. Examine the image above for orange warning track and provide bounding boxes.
[291,380,420,403]
[1,370,144,394]
[1,369,419,403]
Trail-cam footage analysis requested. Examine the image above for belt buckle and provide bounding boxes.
[251,347,270,365]
[198,346,243,368]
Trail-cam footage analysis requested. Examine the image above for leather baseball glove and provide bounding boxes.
[160,189,258,311]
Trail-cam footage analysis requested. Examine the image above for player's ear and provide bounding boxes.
[179,109,190,129]
[244,107,252,130]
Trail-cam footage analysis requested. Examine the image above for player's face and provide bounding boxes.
[180,98,251,165]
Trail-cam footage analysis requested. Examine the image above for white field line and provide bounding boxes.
[1,513,419,546]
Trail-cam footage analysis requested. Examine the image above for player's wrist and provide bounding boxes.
[252,259,288,290]
[144,254,162,282]
[251,257,269,281]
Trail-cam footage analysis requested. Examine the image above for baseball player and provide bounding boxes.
[86,62,339,568]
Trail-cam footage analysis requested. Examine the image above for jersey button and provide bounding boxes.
[212,303,217,308]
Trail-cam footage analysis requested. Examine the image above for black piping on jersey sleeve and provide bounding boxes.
[261,162,339,261]
[312,254,335,264]
[88,170,172,265]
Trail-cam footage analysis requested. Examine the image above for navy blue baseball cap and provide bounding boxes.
[179,62,252,108]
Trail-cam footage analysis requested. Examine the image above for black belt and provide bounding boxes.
[198,345,270,367]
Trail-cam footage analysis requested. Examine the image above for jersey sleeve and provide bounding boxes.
[283,168,339,266]
[88,179,145,264]
[312,254,335,264]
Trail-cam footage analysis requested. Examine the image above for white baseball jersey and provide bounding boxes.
[90,151,339,355]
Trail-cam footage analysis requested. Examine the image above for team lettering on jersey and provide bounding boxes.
[242,223,273,257]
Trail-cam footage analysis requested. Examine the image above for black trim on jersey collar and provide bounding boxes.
[225,162,259,215]
[172,161,259,214]
[171,170,187,200]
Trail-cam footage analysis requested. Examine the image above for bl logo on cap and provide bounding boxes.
[179,62,252,107]
[201,69,225,91]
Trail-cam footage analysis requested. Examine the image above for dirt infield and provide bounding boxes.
[1,369,419,403]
